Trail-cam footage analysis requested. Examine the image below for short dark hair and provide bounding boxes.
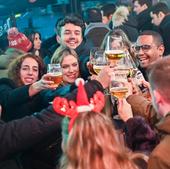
[139,30,164,46]
[132,0,152,8]
[101,4,116,18]
[56,14,85,36]
[83,8,102,24]
[151,2,170,15]
[148,55,170,102]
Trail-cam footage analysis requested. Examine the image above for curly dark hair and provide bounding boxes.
[56,14,85,36]
[8,53,46,87]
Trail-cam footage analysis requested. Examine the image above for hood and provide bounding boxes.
[112,6,129,28]
[156,113,170,134]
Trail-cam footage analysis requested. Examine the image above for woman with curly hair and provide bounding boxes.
[0,53,55,121]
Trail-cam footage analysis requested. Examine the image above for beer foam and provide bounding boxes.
[105,49,124,54]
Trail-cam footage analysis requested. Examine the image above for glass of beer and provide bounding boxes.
[47,64,63,87]
[109,70,128,99]
[105,35,126,65]
[93,49,108,75]
[88,47,100,75]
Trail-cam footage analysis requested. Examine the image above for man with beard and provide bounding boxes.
[53,14,94,80]
[134,30,164,80]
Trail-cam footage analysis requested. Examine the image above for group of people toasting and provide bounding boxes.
[0,2,170,168]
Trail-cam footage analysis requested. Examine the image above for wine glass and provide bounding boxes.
[105,35,126,66]
[88,47,100,75]
[93,49,108,75]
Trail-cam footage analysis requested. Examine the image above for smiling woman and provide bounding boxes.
[0,53,58,122]
[42,47,80,104]
[51,46,80,84]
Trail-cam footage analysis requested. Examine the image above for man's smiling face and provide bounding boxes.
[57,23,83,49]
[136,35,163,68]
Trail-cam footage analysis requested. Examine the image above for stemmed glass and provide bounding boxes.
[89,48,108,75]
[93,49,108,75]
[105,35,126,66]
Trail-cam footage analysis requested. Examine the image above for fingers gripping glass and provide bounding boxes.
[134,45,152,52]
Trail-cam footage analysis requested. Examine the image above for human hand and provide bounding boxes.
[95,66,112,89]
[141,80,150,89]
[117,98,133,122]
[34,73,58,91]
[29,73,58,97]
[128,78,141,95]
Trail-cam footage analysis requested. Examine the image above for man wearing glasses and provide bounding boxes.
[134,30,164,80]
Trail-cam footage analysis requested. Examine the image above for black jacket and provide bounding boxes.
[116,14,139,43]
[158,14,170,55]
[0,79,104,169]
[0,106,63,166]
[136,8,153,32]
[0,78,48,122]
[75,38,94,80]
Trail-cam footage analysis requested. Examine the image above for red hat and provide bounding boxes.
[53,78,105,131]
[7,27,32,52]
[75,78,94,112]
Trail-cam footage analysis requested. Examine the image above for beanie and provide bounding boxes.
[7,27,32,52]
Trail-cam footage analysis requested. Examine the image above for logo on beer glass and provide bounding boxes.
[110,70,128,99]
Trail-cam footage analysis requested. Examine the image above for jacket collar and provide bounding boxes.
[156,113,170,134]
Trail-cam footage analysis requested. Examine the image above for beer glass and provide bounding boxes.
[110,70,128,99]
[105,35,126,65]
[47,64,63,87]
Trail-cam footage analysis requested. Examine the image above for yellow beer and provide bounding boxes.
[46,72,63,86]
[93,65,105,74]
[110,87,128,98]
[105,50,125,64]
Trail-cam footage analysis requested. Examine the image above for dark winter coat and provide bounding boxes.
[0,79,104,169]
[0,78,48,122]
[136,8,153,32]
[148,113,170,169]
[112,6,139,42]
[157,14,170,55]
[75,38,94,80]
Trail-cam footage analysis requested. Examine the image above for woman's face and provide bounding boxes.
[33,33,41,50]
[61,55,79,84]
[20,57,39,85]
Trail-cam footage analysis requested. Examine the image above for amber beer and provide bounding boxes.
[88,63,97,75]
[47,72,63,86]
[105,50,125,64]
[110,87,128,98]
[93,65,105,74]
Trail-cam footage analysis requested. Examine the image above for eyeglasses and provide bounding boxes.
[134,44,153,52]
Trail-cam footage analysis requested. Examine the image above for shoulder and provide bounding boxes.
[148,135,170,169]
[0,78,16,88]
